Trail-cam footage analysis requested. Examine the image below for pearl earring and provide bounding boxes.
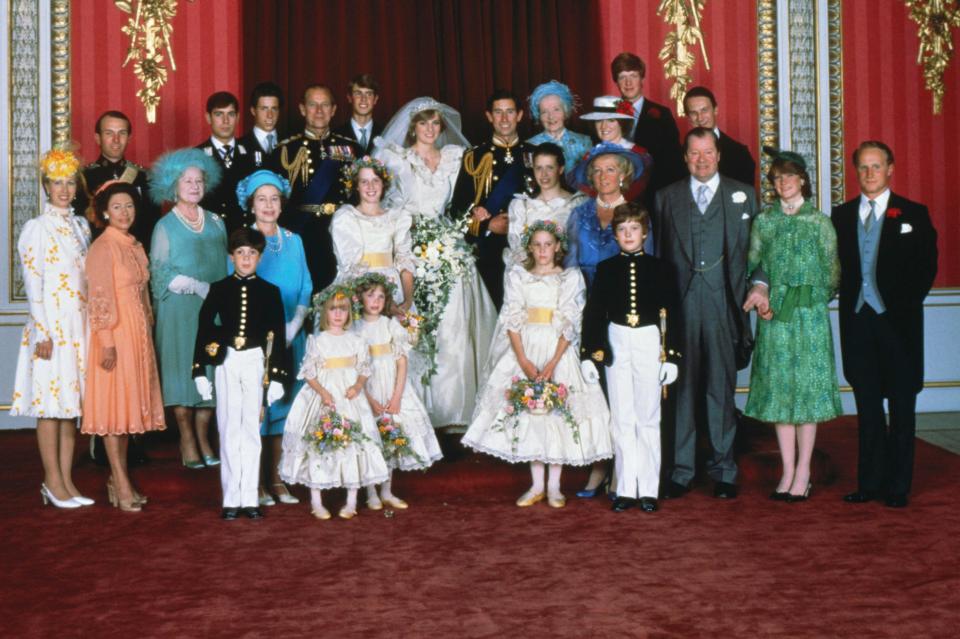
[103,213,110,220]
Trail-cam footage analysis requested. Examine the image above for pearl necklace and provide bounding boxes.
[781,198,804,214]
[174,206,205,233]
[597,195,626,210]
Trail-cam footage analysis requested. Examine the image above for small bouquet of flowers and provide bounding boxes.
[304,408,369,455]
[494,376,581,450]
[396,310,424,346]
[376,414,425,466]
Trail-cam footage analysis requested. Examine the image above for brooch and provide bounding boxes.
[205,342,220,357]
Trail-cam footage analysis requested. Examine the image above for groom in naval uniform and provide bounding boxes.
[652,127,766,500]
[269,84,360,294]
[450,89,534,309]
[832,140,938,508]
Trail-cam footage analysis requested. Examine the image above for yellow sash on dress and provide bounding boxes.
[368,342,392,357]
[362,252,393,268]
[527,307,554,324]
[323,356,357,369]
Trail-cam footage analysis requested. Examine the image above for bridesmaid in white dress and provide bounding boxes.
[505,142,586,267]
[332,158,415,310]
[374,97,497,427]
[11,150,94,508]
[463,221,613,508]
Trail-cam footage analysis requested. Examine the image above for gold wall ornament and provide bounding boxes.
[657,0,711,116]
[114,0,196,123]
[905,0,960,114]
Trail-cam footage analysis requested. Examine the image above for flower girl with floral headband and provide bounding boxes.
[351,273,442,511]
[279,284,388,520]
[462,221,613,508]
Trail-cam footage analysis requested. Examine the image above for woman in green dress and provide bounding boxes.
[744,148,842,502]
[149,149,228,469]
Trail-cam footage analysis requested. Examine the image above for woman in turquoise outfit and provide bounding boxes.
[149,148,227,469]
[234,170,311,506]
[526,81,592,172]
[744,148,842,502]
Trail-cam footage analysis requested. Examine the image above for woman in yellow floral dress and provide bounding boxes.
[11,150,94,509]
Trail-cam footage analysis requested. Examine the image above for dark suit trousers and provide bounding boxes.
[671,279,738,485]
[847,306,918,496]
[476,232,508,310]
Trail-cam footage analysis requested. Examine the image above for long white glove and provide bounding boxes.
[285,305,309,344]
[194,376,213,401]
[266,381,284,406]
[580,360,600,385]
[659,362,679,386]
[168,274,210,299]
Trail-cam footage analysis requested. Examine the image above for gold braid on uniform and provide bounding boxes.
[463,148,494,236]
[281,144,311,188]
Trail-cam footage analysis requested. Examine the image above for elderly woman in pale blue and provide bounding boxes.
[233,169,312,507]
[526,81,592,171]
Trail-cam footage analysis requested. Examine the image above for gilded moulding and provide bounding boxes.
[657,0,711,116]
[757,0,780,203]
[51,0,70,148]
[905,0,960,114]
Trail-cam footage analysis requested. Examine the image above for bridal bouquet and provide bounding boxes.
[304,408,369,455]
[376,414,425,466]
[410,215,474,383]
[494,376,581,451]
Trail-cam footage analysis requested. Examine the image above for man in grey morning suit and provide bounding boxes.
[652,127,767,500]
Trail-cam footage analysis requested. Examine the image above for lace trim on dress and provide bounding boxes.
[89,286,115,332]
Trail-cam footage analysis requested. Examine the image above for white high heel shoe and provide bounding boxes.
[71,494,95,506]
[40,484,81,509]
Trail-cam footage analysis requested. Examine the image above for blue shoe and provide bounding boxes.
[576,475,611,499]
[203,455,221,467]
[182,458,205,470]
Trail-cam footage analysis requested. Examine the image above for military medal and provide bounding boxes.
[504,148,514,164]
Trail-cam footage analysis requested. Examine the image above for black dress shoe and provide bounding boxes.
[843,491,877,503]
[221,507,240,520]
[611,497,636,512]
[884,494,908,508]
[638,497,658,513]
[713,481,738,499]
[769,490,789,501]
[242,507,264,519]
[660,480,690,500]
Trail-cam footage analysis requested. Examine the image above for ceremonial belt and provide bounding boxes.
[323,356,357,369]
[527,307,554,324]
[610,314,655,329]
[362,253,393,268]
[368,342,392,357]
[300,203,337,215]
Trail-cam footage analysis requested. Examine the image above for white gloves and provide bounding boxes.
[285,305,309,344]
[169,275,210,299]
[194,376,213,400]
[659,362,679,386]
[267,381,284,406]
[581,360,600,384]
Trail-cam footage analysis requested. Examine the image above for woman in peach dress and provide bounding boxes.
[82,182,165,512]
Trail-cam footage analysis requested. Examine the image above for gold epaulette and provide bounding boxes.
[278,133,302,146]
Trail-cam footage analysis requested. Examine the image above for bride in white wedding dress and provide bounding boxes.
[374,97,497,427]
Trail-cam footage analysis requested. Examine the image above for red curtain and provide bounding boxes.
[70,0,244,167]
[842,1,957,287]
[242,0,603,142]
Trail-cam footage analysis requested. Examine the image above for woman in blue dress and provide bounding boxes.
[234,170,312,506]
[526,81,592,172]
[565,143,649,498]
[566,143,651,286]
[149,149,227,469]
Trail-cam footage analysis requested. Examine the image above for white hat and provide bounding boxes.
[580,95,636,121]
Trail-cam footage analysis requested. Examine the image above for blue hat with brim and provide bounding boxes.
[236,169,292,210]
[567,142,647,192]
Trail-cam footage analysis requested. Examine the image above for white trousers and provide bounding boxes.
[215,347,264,508]
[607,324,662,499]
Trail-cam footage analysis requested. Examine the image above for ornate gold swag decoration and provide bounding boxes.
[114,0,195,123]
[657,0,711,116]
[906,0,960,114]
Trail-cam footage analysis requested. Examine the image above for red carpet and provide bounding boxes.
[2,418,958,638]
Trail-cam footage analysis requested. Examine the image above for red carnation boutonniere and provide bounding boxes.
[615,99,636,118]
[886,207,902,219]
[647,106,661,118]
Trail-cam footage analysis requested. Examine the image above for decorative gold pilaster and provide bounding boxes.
[757,0,779,203]
[827,0,845,205]
[51,0,70,148]
[905,0,960,114]
[657,0,711,116]
[115,0,194,123]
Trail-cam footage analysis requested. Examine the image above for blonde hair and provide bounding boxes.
[318,294,353,331]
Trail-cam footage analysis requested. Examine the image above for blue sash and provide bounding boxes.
[302,158,340,204]
[482,162,525,214]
